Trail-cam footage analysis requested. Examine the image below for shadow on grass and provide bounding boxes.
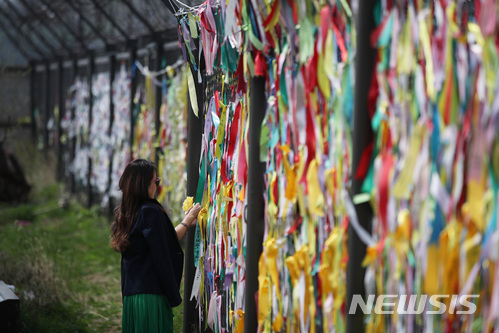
[20,301,92,333]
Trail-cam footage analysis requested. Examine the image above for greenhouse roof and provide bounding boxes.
[0,0,201,66]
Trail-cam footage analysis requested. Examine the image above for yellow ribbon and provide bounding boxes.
[418,12,436,101]
[306,159,325,216]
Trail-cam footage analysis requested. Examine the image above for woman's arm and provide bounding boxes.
[175,203,202,241]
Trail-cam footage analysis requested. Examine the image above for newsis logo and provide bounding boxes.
[349,294,479,315]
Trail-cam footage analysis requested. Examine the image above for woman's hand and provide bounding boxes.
[185,203,202,228]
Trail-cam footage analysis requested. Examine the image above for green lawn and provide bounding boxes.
[0,183,185,332]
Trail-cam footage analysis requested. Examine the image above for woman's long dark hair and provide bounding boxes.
[110,159,157,252]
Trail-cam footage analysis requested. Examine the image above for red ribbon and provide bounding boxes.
[237,137,248,186]
[236,56,247,93]
[226,103,241,159]
[286,0,298,25]
[332,22,348,62]
[215,91,220,117]
[302,100,317,185]
[377,152,394,234]
[368,58,379,119]
[254,51,267,77]
[354,142,374,180]
[262,0,280,29]
[320,6,331,48]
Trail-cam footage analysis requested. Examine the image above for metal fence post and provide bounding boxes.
[29,61,37,142]
[44,63,50,154]
[129,42,137,160]
[183,62,204,333]
[87,53,94,208]
[108,54,116,217]
[244,75,266,333]
[155,39,163,165]
[57,59,64,181]
[346,1,376,332]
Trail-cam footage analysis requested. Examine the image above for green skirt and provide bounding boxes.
[122,294,173,333]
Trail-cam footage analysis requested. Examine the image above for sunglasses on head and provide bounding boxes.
[155,177,161,187]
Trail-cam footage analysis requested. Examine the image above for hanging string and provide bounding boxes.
[133,57,184,86]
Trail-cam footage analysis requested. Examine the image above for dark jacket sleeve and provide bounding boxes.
[140,206,184,307]
[121,256,125,299]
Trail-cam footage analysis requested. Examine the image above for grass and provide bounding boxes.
[0,183,186,332]
[0,184,122,332]
[0,140,186,332]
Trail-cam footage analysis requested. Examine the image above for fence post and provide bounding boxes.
[43,62,50,155]
[87,53,94,208]
[108,54,116,217]
[129,42,137,160]
[346,2,376,332]
[183,62,204,333]
[244,75,266,333]
[57,59,64,181]
[155,39,163,165]
[70,58,77,194]
[29,61,37,143]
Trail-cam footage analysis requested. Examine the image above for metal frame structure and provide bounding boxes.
[63,0,109,49]
[0,4,49,58]
[17,0,74,54]
[37,0,90,52]
[121,0,156,36]
[4,0,60,56]
[0,17,32,60]
[0,0,199,204]
[87,0,128,41]
[0,0,188,64]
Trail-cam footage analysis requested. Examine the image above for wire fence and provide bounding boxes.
[20,46,189,219]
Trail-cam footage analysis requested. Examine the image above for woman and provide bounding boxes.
[110,159,201,333]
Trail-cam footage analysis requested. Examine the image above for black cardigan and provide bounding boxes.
[121,200,184,307]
